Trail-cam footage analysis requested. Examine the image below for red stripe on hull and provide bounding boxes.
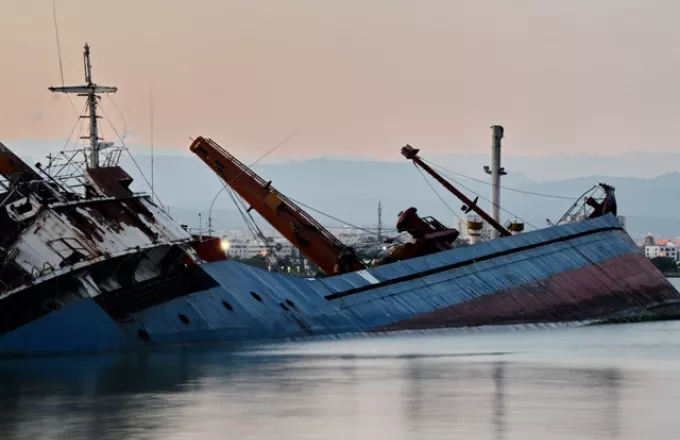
[377,253,680,331]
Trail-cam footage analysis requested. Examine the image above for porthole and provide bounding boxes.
[279,302,290,312]
[222,300,233,311]
[178,313,190,325]
[285,299,298,310]
[251,291,263,302]
[137,329,151,342]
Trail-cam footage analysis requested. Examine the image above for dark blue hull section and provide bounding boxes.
[2,215,678,358]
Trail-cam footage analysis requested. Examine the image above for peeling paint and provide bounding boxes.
[1,194,192,299]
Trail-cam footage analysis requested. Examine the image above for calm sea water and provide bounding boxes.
[3,282,680,439]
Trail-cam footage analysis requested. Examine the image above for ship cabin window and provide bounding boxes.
[285,299,298,311]
[222,300,233,311]
[280,302,290,312]
[251,291,263,302]
[178,313,190,325]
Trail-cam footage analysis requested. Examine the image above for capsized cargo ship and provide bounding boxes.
[1,44,679,358]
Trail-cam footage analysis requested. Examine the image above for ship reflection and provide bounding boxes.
[0,348,626,439]
[402,359,621,440]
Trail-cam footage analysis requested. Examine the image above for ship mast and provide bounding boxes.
[49,43,117,168]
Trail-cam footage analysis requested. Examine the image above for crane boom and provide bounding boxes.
[402,145,512,238]
[190,137,366,275]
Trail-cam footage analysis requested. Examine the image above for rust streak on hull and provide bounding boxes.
[375,253,678,331]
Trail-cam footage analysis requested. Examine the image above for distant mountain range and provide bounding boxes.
[112,153,680,241]
[11,138,680,180]
[8,138,680,240]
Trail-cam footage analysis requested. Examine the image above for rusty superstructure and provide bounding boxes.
[0,44,224,338]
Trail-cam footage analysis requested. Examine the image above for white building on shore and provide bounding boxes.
[221,234,298,262]
[224,238,266,259]
[643,234,680,262]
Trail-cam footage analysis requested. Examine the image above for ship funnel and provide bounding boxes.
[0,142,43,186]
[484,125,506,239]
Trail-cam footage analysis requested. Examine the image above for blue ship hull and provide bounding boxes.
[2,215,678,358]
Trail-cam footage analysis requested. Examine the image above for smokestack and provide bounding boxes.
[484,126,506,239]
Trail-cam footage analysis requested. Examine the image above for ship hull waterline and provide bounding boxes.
[1,215,678,358]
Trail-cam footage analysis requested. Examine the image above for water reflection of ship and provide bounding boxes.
[401,359,621,439]
[0,352,625,439]
[0,350,243,439]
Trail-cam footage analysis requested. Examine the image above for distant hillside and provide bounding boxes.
[7,138,680,239]
[114,154,680,240]
[433,151,680,182]
[9,138,680,181]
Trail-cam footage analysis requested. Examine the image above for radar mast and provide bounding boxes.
[48,43,117,168]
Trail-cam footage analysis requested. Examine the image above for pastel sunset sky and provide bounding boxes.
[2,0,679,160]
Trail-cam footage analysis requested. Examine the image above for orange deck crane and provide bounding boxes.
[190,137,367,275]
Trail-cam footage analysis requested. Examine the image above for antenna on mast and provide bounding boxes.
[377,201,382,243]
[51,0,65,86]
[150,88,154,200]
[48,43,117,168]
